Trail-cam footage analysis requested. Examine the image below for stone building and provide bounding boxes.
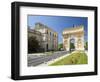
[28,23,58,51]
[28,28,43,49]
[34,23,58,51]
[62,25,84,51]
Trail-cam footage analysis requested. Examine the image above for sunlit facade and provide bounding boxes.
[62,25,84,51]
[28,23,58,51]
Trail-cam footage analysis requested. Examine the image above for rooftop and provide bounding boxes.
[62,25,84,34]
[28,28,42,35]
[35,22,58,34]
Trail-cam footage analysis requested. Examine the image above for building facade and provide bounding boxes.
[28,28,43,48]
[28,23,58,51]
[34,23,58,51]
[62,25,84,51]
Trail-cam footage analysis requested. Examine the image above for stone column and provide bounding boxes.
[76,35,84,50]
[63,34,70,51]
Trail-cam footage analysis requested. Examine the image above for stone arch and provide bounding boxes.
[70,38,75,51]
[62,26,84,51]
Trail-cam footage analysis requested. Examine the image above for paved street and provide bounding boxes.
[28,51,69,66]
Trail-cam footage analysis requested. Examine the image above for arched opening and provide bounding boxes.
[70,38,75,52]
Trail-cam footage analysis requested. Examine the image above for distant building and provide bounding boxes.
[62,25,84,51]
[28,23,58,51]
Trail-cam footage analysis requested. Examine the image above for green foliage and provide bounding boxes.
[58,43,63,50]
[70,43,75,52]
[84,41,88,50]
[28,36,41,53]
[70,43,75,49]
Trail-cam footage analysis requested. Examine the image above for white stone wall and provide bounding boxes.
[63,26,85,51]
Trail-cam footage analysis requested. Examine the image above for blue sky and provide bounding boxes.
[28,15,88,43]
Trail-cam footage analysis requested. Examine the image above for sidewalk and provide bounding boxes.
[37,52,71,66]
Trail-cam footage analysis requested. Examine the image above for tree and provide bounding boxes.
[58,43,63,50]
[84,41,88,50]
[70,43,75,49]
[70,39,75,52]
[70,42,75,52]
[28,36,40,53]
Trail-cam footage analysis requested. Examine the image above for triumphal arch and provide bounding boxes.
[62,25,84,51]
